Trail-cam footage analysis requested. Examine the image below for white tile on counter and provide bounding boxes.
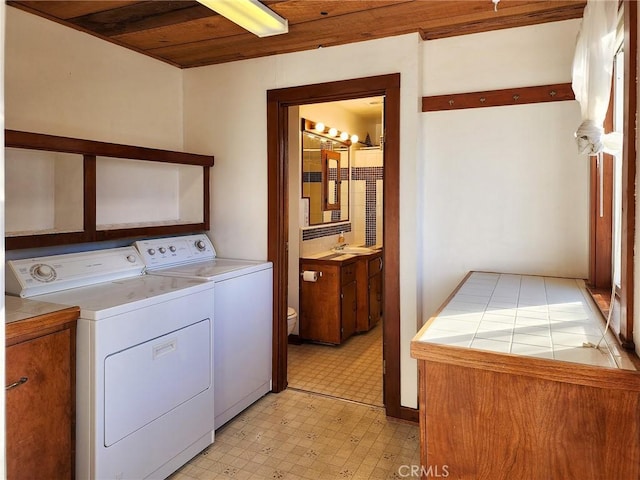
[419,328,474,348]
[481,313,517,325]
[513,325,551,337]
[485,307,518,317]
[510,342,554,360]
[469,338,511,354]
[553,345,617,368]
[512,333,552,348]
[437,311,484,323]
[516,317,549,328]
[445,301,486,313]
[550,322,603,336]
[455,293,490,305]
[418,273,635,370]
[550,331,603,348]
[429,318,479,334]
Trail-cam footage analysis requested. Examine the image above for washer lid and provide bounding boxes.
[147,257,271,281]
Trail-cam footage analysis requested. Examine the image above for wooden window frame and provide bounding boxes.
[588,0,636,350]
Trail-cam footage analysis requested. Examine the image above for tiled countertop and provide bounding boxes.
[414,272,637,370]
[5,295,74,324]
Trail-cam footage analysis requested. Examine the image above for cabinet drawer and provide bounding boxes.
[341,263,356,284]
[368,255,383,275]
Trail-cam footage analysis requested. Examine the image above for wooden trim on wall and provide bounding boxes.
[267,73,408,420]
[620,0,637,349]
[421,83,575,112]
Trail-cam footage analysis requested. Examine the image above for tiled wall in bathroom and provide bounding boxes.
[352,148,383,246]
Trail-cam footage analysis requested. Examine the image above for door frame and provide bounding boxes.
[267,73,415,421]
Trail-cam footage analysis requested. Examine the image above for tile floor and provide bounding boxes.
[169,389,420,480]
[287,322,383,406]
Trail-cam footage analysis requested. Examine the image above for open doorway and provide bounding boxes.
[267,74,414,421]
[287,97,385,407]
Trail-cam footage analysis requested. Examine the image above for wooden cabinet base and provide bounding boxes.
[6,304,78,480]
[416,356,640,479]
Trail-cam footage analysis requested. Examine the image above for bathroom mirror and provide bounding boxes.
[301,119,349,225]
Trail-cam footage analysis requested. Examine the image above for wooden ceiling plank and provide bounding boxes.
[113,0,413,51]
[8,0,587,69]
[148,0,584,67]
[422,4,585,40]
[417,0,585,33]
[69,1,216,37]
[9,1,141,20]
[113,14,249,49]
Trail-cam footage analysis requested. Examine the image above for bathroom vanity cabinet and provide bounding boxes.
[356,251,383,333]
[299,257,357,344]
[5,297,79,480]
[299,247,383,344]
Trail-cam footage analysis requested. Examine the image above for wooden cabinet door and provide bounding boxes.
[369,270,383,329]
[341,281,357,341]
[300,263,341,344]
[6,329,74,480]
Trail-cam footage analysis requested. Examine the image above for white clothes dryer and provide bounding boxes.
[6,246,215,480]
[134,234,273,429]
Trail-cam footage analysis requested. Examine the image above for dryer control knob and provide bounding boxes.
[31,264,56,282]
[169,246,176,252]
[159,247,166,254]
[126,255,137,263]
[147,248,156,256]
[195,240,206,251]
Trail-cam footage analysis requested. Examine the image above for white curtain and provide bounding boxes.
[572,0,621,156]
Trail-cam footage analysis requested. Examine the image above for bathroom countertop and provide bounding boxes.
[301,244,382,263]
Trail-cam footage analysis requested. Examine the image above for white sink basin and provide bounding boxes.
[334,246,375,255]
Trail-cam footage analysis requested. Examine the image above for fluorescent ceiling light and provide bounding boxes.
[198,0,288,38]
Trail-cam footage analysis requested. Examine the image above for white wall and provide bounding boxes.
[5,7,183,150]
[183,34,423,407]
[422,20,588,317]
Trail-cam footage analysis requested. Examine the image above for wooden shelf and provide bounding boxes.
[5,130,214,250]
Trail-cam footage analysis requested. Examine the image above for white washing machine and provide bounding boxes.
[134,234,273,429]
[6,246,215,480]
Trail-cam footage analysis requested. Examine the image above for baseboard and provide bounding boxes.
[287,334,303,345]
[398,406,419,424]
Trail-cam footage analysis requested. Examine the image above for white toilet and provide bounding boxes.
[287,307,298,335]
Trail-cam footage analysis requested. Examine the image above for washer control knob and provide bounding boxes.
[159,247,167,254]
[195,240,206,251]
[147,248,156,256]
[126,255,137,263]
[169,246,176,252]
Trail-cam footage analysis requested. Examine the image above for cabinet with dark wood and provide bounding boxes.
[5,299,79,480]
[355,251,383,333]
[299,257,357,345]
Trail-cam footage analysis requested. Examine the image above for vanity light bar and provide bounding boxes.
[302,119,358,145]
